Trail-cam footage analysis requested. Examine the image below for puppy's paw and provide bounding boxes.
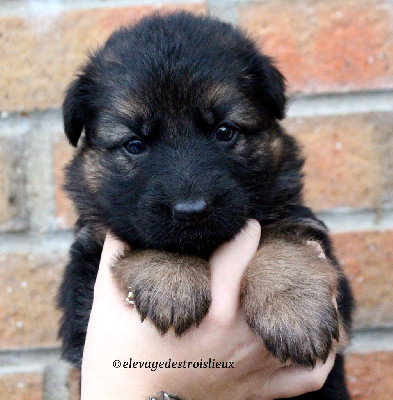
[112,250,211,336]
[241,240,339,368]
[149,391,183,400]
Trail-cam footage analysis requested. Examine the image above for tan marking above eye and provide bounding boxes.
[234,136,247,153]
[112,95,141,119]
[82,151,101,193]
[270,136,283,164]
[205,83,262,130]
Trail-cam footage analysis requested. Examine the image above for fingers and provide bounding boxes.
[266,351,336,399]
[100,232,127,271]
[94,232,127,302]
[208,219,261,321]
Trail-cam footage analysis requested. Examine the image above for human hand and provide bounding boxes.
[81,220,336,400]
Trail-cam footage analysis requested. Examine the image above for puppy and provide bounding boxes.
[57,12,354,400]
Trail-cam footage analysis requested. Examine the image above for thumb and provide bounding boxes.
[94,232,128,304]
[208,219,261,320]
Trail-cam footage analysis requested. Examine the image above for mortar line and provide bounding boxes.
[287,90,393,118]
[2,91,393,128]
[0,347,62,377]
[0,0,205,16]
[346,328,393,354]
[317,208,393,234]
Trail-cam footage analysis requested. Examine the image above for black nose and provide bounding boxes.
[172,199,212,223]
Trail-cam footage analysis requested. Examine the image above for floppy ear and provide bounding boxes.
[252,55,286,120]
[261,58,286,120]
[63,75,92,147]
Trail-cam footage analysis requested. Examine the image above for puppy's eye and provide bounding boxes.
[215,125,239,143]
[123,138,146,155]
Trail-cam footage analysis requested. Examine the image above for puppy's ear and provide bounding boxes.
[63,75,92,147]
[253,55,286,120]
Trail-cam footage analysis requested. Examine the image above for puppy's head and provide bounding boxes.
[64,12,303,256]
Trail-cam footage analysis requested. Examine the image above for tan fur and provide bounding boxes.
[112,95,147,122]
[241,238,341,367]
[206,82,232,104]
[234,135,248,155]
[270,136,283,166]
[82,150,102,193]
[83,146,137,195]
[226,106,261,129]
[206,84,262,130]
[111,250,211,335]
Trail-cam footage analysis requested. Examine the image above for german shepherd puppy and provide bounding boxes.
[58,12,354,399]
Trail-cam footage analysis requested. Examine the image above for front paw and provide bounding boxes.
[149,392,183,400]
[240,240,339,368]
[112,250,211,336]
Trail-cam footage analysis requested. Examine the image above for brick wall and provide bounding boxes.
[0,0,392,398]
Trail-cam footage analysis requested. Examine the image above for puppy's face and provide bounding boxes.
[64,13,299,256]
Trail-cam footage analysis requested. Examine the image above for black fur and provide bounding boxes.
[57,12,354,399]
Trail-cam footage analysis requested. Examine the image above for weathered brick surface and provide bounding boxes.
[346,351,393,399]
[283,113,393,211]
[238,0,393,94]
[0,135,27,232]
[0,373,43,400]
[53,133,77,229]
[333,230,393,329]
[0,3,206,112]
[0,251,67,347]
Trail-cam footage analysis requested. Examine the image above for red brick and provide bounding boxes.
[238,0,393,94]
[0,251,67,347]
[0,373,43,400]
[333,230,393,329]
[346,352,393,399]
[282,113,393,211]
[0,3,206,112]
[0,135,27,232]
